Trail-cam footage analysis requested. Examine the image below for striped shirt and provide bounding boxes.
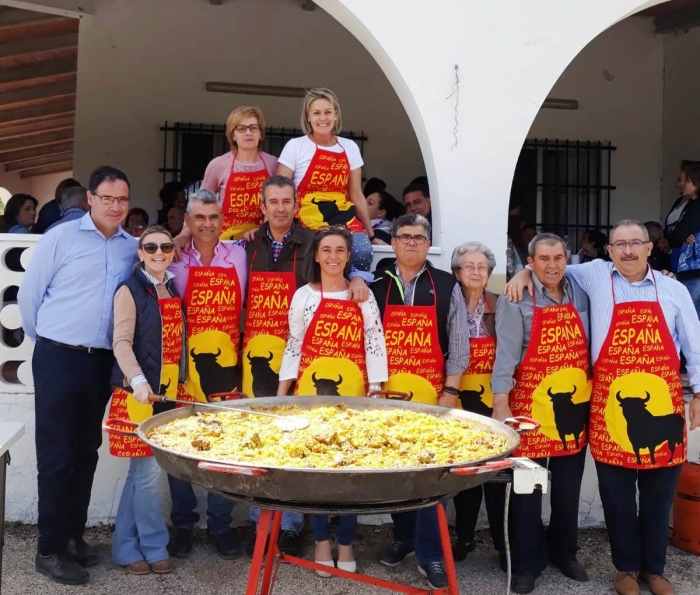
[565,259,700,392]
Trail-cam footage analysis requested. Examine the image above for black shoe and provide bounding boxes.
[277,530,301,556]
[379,540,415,567]
[210,530,245,560]
[499,550,508,572]
[511,572,537,594]
[35,553,89,585]
[553,558,589,582]
[451,540,476,562]
[418,561,448,589]
[66,538,99,567]
[168,528,193,558]
[246,533,269,559]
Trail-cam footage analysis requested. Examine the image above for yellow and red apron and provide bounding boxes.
[183,250,243,402]
[108,295,183,457]
[294,287,367,397]
[458,298,496,414]
[510,294,591,458]
[296,139,363,232]
[382,271,445,405]
[220,154,271,241]
[590,270,686,469]
[242,240,297,397]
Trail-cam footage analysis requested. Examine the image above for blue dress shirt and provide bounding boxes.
[18,212,137,349]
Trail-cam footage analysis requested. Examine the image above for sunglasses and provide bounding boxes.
[141,242,175,254]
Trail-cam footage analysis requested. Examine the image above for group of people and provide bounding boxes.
[12,86,700,595]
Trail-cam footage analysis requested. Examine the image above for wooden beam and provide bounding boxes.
[0,2,93,18]
[0,99,75,126]
[0,115,74,140]
[0,7,61,27]
[0,127,73,153]
[0,80,76,110]
[5,150,72,172]
[20,161,72,178]
[0,15,77,44]
[0,140,73,164]
[0,32,78,64]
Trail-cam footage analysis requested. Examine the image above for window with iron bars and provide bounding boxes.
[159,122,368,193]
[510,139,616,250]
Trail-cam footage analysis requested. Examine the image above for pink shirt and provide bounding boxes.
[168,240,248,299]
[201,151,278,206]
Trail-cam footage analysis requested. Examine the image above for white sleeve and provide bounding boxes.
[340,138,364,171]
[279,286,313,381]
[278,138,300,171]
[361,293,388,383]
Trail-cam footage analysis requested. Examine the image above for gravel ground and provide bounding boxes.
[2,523,699,594]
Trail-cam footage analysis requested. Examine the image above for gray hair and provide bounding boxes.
[528,232,567,258]
[391,213,431,240]
[450,241,496,276]
[60,186,87,210]
[611,219,649,242]
[262,175,296,203]
[186,188,219,214]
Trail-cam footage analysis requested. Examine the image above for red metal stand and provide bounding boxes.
[245,505,459,595]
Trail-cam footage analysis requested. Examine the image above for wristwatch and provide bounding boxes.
[368,234,376,242]
[442,386,459,396]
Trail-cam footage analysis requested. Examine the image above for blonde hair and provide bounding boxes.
[225,105,266,149]
[301,88,342,135]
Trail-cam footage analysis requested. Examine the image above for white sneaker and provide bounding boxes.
[315,559,334,578]
[337,560,357,573]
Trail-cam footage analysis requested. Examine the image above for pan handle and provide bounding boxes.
[367,390,411,401]
[450,459,513,476]
[206,391,250,403]
[198,462,268,477]
[103,418,139,437]
[504,416,540,434]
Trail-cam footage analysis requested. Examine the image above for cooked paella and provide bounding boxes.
[147,404,509,469]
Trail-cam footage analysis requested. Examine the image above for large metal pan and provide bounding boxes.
[105,395,534,506]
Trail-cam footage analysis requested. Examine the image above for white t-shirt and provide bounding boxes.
[278,135,364,189]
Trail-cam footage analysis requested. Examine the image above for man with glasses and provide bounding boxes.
[402,182,432,226]
[507,220,700,595]
[371,213,469,590]
[19,166,136,585]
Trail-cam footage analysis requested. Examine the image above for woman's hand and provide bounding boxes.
[686,234,696,244]
[172,229,192,262]
[243,227,260,242]
[371,237,388,246]
[133,383,153,405]
[690,396,700,431]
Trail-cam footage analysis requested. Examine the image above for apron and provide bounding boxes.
[510,292,591,458]
[590,270,686,469]
[183,246,243,402]
[458,298,496,415]
[242,240,297,397]
[293,285,367,397]
[220,154,271,241]
[296,139,363,232]
[108,295,183,457]
[382,270,445,405]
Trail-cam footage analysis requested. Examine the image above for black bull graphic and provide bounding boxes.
[247,351,278,397]
[311,372,343,396]
[190,348,242,398]
[310,197,355,226]
[458,385,492,416]
[616,391,684,465]
[547,385,590,450]
[158,378,171,395]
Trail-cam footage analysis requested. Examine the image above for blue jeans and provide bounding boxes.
[249,507,304,533]
[680,277,700,319]
[112,457,169,565]
[312,515,357,546]
[391,502,445,565]
[351,232,373,273]
[167,474,233,536]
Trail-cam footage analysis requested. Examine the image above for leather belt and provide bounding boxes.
[37,336,112,354]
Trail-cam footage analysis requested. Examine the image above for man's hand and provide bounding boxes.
[660,269,676,279]
[686,234,696,244]
[438,392,458,408]
[348,276,369,303]
[690,396,700,431]
[243,227,260,242]
[491,394,512,422]
[133,383,153,405]
[504,269,533,302]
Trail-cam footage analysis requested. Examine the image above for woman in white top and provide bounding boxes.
[278,227,387,576]
[277,88,378,274]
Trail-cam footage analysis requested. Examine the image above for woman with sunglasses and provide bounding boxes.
[278,226,387,577]
[108,225,185,575]
[199,105,276,240]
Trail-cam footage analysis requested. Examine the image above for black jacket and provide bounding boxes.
[667,197,700,279]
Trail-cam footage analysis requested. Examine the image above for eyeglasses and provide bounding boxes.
[235,124,260,133]
[141,242,175,254]
[95,195,129,206]
[396,234,428,245]
[610,240,648,251]
[459,264,489,274]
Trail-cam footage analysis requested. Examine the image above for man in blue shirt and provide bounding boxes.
[45,186,89,232]
[19,166,136,585]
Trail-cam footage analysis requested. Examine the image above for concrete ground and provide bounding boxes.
[2,523,699,595]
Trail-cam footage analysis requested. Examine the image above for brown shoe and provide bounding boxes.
[125,560,150,575]
[614,571,640,595]
[149,558,174,574]
[640,572,674,595]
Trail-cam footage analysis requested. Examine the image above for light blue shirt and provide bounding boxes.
[18,212,137,349]
[565,259,700,392]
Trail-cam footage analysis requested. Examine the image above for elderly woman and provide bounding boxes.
[278,226,387,576]
[107,225,185,575]
[277,88,378,274]
[449,241,506,565]
[3,193,38,233]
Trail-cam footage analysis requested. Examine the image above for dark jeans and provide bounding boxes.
[596,461,681,575]
[312,515,357,546]
[453,482,506,550]
[392,501,446,565]
[33,341,114,555]
[509,448,587,575]
[167,474,234,536]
